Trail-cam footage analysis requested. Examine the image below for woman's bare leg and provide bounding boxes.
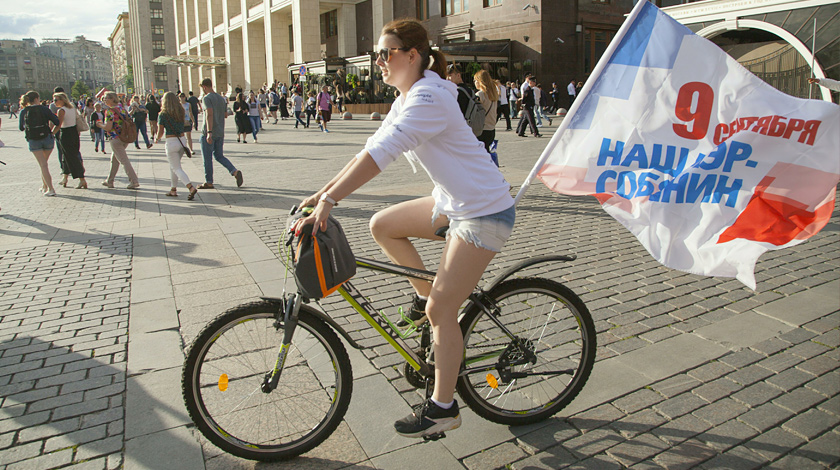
[32,149,55,192]
[426,236,497,404]
[369,196,448,296]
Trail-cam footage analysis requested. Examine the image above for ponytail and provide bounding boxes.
[427,50,447,80]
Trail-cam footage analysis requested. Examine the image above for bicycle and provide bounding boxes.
[181,207,596,461]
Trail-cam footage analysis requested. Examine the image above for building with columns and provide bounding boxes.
[109,13,133,95]
[128,0,179,95]
[40,36,112,92]
[171,0,395,95]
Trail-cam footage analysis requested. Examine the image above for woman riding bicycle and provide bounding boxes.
[295,18,515,439]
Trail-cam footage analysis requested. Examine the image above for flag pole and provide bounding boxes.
[809,18,816,100]
[513,0,649,206]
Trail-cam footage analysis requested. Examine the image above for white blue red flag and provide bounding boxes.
[518,0,840,289]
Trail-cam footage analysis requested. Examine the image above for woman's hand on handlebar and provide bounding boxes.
[292,201,331,236]
[300,192,321,210]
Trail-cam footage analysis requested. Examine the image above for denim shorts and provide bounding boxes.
[447,205,516,253]
[28,134,55,152]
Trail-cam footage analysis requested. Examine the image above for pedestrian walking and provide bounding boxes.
[9,102,18,118]
[291,89,307,128]
[257,88,268,121]
[18,91,59,196]
[90,103,106,154]
[550,82,561,113]
[495,79,511,131]
[316,85,332,133]
[567,79,577,108]
[533,83,552,127]
[187,91,202,131]
[52,92,87,189]
[305,91,317,128]
[474,70,499,159]
[84,98,95,142]
[197,78,243,190]
[179,93,194,151]
[49,87,67,181]
[516,77,541,138]
[155,92,198,200]
[97,91,140,189]
[232,93,252,143]
[146,94,161,139]
[268,88,280,123]
[129,95,152,149]
[247,92,261,141]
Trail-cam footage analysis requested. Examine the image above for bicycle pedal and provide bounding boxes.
[423,432,446,442]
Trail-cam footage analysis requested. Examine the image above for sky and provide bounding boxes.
[0,0,128,47]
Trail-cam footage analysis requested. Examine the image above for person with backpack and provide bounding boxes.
[52,92,87,189]
[445,64,485,138]
[293,18,515,440]
[18,90,60,196]
[473,70,498,160]
[268,88,280,124]
[305,91,317,128]
[516,76,541,138]
[96,92,140,189]
[316,85,332,133]
[146,95,161,140]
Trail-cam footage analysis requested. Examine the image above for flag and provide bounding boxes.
[524,0,840,289]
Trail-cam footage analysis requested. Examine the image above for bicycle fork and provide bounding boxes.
[261,293,302,393]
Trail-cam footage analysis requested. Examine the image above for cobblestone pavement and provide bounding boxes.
[0,113,838,469]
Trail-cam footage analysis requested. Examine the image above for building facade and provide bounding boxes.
[109,13,133,95]
[128,0,179,95]
[0,39,69,100]
[40,36,112,92]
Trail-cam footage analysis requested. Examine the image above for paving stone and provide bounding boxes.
[16,417,81,444]
[650,414,712,446]
[653,438,717,470]
[769,454,826,470]
[719,350,766,369]
[766,367,816,392]
[737,402,796,433]
[687,361,735,382]
[696,418,759,453]
[697,444,766,470]
[692,398,749,427]
[606,433,670,467]
[756,352,804,373]
[5,448,73,470]
[463,442,527,470]
[564,427,625,458]
[730,382,785,408]
[782,408,840,440]
[44,424,108,453]
[614,389,665,415]
[692,378,742,403]
[651,376,702,399]
[612,409,669,439]
[510,446,578,470]
[727,364,775,387]
[516,419,580,454]
[772,388,827,414]
[797,355,839,376]
[0,441,41,466]
[654,394,707,420]
[793,430,840,467]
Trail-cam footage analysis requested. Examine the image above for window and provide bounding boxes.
[155,72,167,82]
[320,10,338,39]
[443,0,468,15]
[483,0,501,6]
[152,25,164,35]
[150,8,163,18]
[417,0,429,19]
[583,28,615,73]
[152,40,166,50]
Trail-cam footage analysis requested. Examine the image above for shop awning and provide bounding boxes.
[438,40,511,58]
[152,55,228,67]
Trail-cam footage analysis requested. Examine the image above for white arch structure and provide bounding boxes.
[697,19,833,102]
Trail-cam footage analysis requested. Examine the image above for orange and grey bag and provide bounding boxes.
[292,215,356,299]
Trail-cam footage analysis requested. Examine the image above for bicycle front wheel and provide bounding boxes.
[456,278,596,426]
[182,300,353,461]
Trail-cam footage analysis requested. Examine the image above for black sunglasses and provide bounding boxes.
[376,47,410,63]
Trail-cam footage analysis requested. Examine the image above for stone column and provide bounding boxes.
[263,1,274,84]
[292,0,321,64]
[372,0,393,41]
[337,4,357,58]
[272,12,291,81]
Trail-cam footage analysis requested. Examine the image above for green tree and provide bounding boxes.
[126,65,135,91]
[71,80,91,100]
[0,85,8,101]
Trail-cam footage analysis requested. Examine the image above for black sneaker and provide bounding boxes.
[395,295,427,327]
[394,399,461,438]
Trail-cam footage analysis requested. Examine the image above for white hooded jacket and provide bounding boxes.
[358,70,514,221]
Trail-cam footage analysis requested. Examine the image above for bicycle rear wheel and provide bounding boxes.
[182,300,353,461]
[456,278,595,426]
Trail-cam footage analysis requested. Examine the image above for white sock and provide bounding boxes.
[417,294,429,301]
[431,397,454,409]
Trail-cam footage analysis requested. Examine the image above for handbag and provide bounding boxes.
[290,214,356,299]
[176,135,192,158]
[75,109,90,132]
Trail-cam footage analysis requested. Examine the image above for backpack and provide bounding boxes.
[117,110,138,143]
[24,106,50,141]
[291,214,356,300]
[271,92,280,105]
[457,86,485,137]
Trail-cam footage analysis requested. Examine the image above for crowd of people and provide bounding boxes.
[5,61,575,205]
